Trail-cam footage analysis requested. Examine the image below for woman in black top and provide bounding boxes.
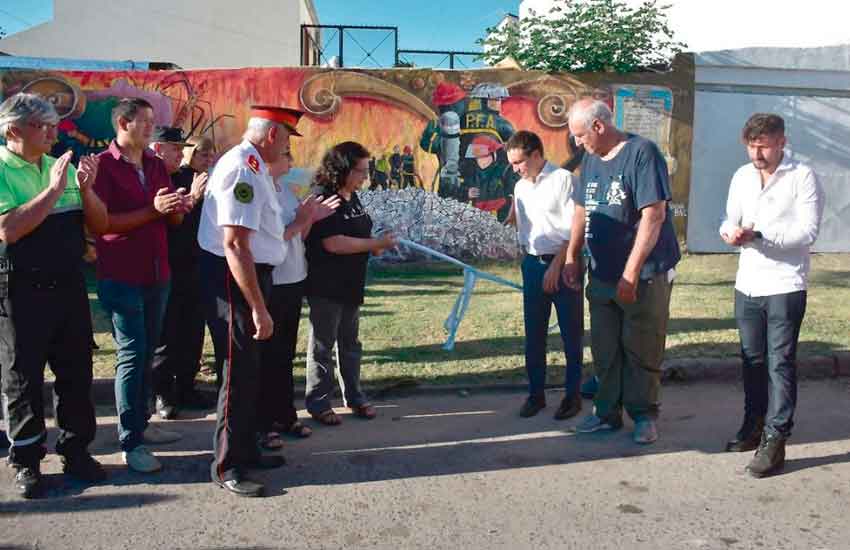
[304,142,397,425]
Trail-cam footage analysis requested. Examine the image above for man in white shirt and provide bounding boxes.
[719,113,824,478]
[506,130,584,420]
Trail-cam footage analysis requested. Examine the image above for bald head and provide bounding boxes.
[568,98,621,156]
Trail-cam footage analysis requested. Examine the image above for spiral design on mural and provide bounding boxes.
[537,94,573,128]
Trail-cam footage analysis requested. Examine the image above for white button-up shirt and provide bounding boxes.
[198,140,286,265]
[719,154,824,297]
[513,161,574,256]
[271,181,307,285]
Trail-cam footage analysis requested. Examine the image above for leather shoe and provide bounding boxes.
[746,432,786,478]
[14,465,44,499]
[553,394,582,420]
[250,454,287,469]
[62,453,107,482]
[213,473,264,497]
[156,395,178,420]
[519,397,546,418]
[725,416,764,452]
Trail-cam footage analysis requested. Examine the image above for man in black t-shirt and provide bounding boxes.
[563,98,680,445]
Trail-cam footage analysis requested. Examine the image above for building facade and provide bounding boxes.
[0,0,319,69]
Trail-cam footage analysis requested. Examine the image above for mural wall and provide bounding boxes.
[0,56,694,258]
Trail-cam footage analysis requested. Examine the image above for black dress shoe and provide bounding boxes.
[725,416,764,452]
[554,394,582,420]
[746,432,786,478]
[519,397,546,418]
[14,465,44,499]
[62,453,107,482]
[213,473,264,497]
[156,395,178,420]
[250,454,287,469]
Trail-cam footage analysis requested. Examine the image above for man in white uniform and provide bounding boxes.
[198,105,303,497]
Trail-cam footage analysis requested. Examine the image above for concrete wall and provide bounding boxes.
[688,48,850,252]
[0,0,318,69]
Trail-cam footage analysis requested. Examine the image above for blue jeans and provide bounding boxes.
[521,254,584,401]
[97,279,170,452]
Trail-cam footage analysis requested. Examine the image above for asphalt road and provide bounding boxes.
[2,379,849,550]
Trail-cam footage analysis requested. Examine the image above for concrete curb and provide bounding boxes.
[52,351,850,407]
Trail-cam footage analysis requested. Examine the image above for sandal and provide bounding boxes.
[274,420,312,438]
[258,431,285,450]
[349,403,377,420]
[311,409,342,426]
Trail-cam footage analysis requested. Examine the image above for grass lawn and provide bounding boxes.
[88,254,850,388]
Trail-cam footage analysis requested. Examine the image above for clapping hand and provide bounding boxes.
[49,150,73,192]
[76,154,99,193]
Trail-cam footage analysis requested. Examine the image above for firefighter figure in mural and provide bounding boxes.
[420,80,518,220]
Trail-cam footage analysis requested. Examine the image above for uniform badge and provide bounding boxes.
[247,154,260,174]
[234,181,254,203]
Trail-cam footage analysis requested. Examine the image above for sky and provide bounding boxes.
[311,0,519,68]
[0,0,52,37]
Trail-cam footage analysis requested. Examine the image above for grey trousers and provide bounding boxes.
[305,295,367,414]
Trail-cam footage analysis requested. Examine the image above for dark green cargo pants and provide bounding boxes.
[586,271,673,422]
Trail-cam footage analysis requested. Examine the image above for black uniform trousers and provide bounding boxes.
[258,280,305,432]
[151,267,205,402]
[201,250,272,482]
[0,269,96,467]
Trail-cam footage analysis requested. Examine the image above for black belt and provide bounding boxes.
[526,253,556,262]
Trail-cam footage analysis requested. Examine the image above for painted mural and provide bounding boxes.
[0,65,691,259]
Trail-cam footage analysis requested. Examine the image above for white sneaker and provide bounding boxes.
[122,446,162,473]
[143,424,182,444]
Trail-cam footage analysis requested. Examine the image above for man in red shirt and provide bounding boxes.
[93,98,190,473]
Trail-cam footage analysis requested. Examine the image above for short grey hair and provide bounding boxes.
[243,117,282,142]
[0,93,60,138]
[568,99,613,131]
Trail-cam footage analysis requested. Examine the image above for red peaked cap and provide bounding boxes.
[432,82,467,106]
[249,105,304,136]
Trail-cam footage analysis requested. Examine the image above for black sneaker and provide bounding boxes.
[62,453,107,483]
[156,395,178,420]
[14,465,44,499]
[519,397,546,418]
[553,394,582,420]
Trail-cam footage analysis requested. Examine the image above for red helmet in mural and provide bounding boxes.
[465,135,503,159]
[432,82,467,107]
[403,145,412,154]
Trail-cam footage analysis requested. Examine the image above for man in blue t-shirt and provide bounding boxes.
[563,98,680,445]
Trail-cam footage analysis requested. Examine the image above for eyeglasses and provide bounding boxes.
[25,120,58,132]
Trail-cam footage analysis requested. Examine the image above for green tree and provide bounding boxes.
[478,0,686,73]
